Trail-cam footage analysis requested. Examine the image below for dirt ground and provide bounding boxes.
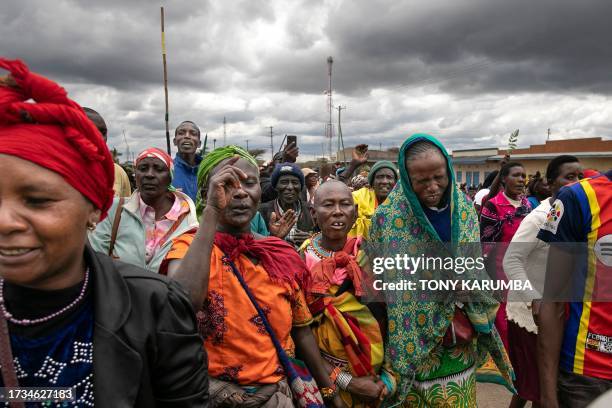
[476,383,532,408]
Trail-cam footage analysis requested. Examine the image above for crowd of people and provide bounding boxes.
[0,58,610,408]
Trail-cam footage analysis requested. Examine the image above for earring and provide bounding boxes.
[87,222,97,231]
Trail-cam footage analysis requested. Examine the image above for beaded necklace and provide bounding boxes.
[0,268,90,326]
[307,233,334,259]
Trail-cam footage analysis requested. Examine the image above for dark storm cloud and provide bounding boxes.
[324,0,612,95]
[2,0,610,159]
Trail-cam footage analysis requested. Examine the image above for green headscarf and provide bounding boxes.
[367,134,514,402]
[195,145,258,217]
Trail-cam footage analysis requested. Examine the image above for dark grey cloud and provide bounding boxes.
[325,0,612,95]
[1,0,610,159]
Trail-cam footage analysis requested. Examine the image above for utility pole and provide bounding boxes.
[223,117,227,146]
[325,56,334,160]
[268,126,274,160]
[547,128,551,141]
[213,138,217,150]
[337,106,347,164]
[246,139,249,151]
[379,142,382,151]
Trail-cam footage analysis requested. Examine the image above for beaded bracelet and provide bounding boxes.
[329,366,342,384]
[320,384,337,400]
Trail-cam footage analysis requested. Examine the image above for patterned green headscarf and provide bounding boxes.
[367,134,514,402]
[195,145,258,217]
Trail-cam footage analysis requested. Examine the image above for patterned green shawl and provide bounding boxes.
[367,134,514,402]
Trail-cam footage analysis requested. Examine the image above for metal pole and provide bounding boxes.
[337,106,347,165]
[269,126,274,160]
[202,133,208,155]
[161,7,171,154]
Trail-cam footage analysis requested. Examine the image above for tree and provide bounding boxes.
[111,147,122,164]
[248,148,266,160]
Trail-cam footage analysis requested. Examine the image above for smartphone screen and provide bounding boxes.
[287,135,297,147]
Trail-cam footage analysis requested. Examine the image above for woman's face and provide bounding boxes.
[503,166,526,197]
[312,182,356,242]
[405,150,449,208]
[306,173,319,188]
[535,179,551,198]
[135,157,171,203]
[0,154,100,289]
[203,158,261,232]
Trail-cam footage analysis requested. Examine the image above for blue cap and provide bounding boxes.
[271,162,305,189]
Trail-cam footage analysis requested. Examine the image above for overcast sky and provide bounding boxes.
[2,0,611,161]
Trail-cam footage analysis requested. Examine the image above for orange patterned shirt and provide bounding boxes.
[165,233,313,384]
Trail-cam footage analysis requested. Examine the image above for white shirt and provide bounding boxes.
[474,188,490,206]
[502,198,551,333]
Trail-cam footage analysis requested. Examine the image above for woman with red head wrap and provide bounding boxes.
[89,146,199,273]
[0,58,208,406]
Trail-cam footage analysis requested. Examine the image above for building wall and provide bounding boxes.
[453,163,498,186]
[453,157,611,187]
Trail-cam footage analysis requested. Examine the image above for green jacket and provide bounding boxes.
[89,191,199,273]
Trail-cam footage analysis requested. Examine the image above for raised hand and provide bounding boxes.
[283,142,299,163]
[351,144,369,166]
[206,156,247,213]
[269,210,298,238]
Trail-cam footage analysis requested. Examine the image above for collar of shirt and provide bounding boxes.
[138,192,188,221]
[174,154,202,170]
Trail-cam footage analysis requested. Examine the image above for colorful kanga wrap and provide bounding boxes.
[195,145,258,217]
[367,133,515,405]
[349,187,379,238]
[301,236,389,407]
[0,58,115,219]
[136,147,176,191]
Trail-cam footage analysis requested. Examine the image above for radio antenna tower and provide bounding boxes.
[325,56,334,160]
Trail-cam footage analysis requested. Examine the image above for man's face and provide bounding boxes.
[173,123,201,155]
[276,174,302,205]
[551,162,583,195]
[371,168,396,202]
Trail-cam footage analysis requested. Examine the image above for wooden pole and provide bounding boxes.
[161,7,171,154]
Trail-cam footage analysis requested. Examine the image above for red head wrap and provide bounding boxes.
[0,58,114,220]
[136,147,174,172]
